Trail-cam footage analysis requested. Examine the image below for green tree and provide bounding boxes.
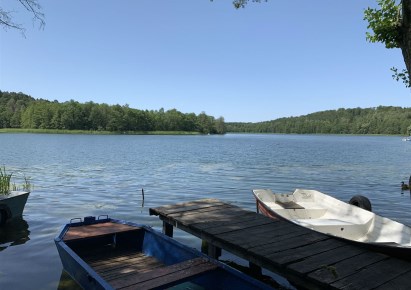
[1,91,226,134]
[364,0,411,87]
[214,117,227,134]
[89,103,110,131]
[60,100,84,130]
[197,112,215,134]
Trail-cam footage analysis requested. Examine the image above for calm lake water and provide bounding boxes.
[1,133,411,289]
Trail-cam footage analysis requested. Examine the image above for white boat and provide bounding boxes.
[253,188,411,259]
[402,136,411,141]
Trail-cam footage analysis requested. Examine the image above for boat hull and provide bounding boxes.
[253,189,411,260]
[0,191,30,224]
[55,217,272,290]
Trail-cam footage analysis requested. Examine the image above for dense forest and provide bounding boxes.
[227,107,411,135]
[0,91,226,134]
[2,91,410,135]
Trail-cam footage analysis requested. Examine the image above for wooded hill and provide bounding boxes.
[0,91,226,134]
[2,91,410,135]
[226,107,411,135]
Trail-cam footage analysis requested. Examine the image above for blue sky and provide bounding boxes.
[0,0,409,122]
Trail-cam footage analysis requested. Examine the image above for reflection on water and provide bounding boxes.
[0,217,30,252]
[0,133,411,289]
[57,271,82,290]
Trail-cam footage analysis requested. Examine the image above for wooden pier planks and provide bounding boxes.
[150,198,411,290]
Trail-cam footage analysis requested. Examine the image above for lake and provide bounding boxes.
[1,133,411,289]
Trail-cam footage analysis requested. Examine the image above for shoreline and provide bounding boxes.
[0,128,201,135]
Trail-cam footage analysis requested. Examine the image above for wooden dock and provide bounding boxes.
[149,198,411,290]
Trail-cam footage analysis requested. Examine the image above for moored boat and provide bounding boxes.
[0,191,30,225]
[253,188,411,259]
[55,216,273,290]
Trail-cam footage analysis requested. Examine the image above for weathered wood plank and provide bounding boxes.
[109,258,216,290]
[287,244,366,274]
[308,251,388,285]
[267,238,346,266]
[215,221,318,251]
[102,260,164,281]
[149,199,223,216]
[166,205,250,225]
[64,222,138,241]
[91,254,160,274]
[81,248,164,279]
[330,257,411,289]
[374,269,411,290]
[166,203,235,218]
[190,211,273,232]
[84,250,143,267]
[191,213,277,236]
[77,247,135,263]
[249,232,333,258]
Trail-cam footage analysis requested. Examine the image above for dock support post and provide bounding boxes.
[201,240,221,259]
[208,244,222,259]
[249,262,262,276]
[163,222,173,237]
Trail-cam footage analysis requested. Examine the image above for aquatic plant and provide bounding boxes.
[0,166,12,194]
[0,166,32,195]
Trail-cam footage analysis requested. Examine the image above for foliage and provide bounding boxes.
[364,0,410,87]
[231,0,267,9]
[364,0,402,49]
[0,166,31,195]
[0,91,226,134]
[391,67,411,87]
[226,106,411,135]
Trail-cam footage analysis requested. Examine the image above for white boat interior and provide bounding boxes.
[253,188,411,247]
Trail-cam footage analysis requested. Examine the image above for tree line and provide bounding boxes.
[2,91,410,135]
[0,91,226,134]
[226,107,411,135]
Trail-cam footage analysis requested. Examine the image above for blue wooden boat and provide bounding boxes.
[55,216,272,290]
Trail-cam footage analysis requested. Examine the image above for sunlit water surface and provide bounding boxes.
[1,133,411,289]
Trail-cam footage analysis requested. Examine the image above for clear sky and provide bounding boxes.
[0,0,410,122]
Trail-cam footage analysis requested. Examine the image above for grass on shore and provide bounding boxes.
[0,128,201,135]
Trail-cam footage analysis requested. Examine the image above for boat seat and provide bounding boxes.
[275,200,305,209]
[109,257,218,289]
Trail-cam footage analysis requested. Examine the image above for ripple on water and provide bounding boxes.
[1,134,411,289]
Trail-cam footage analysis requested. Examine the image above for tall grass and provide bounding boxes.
[0,166,12,194]
[0,166,32,195]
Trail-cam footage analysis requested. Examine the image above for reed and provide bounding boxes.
[0,166,32,195]
[0,166,12,194]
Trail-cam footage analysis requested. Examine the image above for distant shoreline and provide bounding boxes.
[0,128,201,135]
[0,128,405,137]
